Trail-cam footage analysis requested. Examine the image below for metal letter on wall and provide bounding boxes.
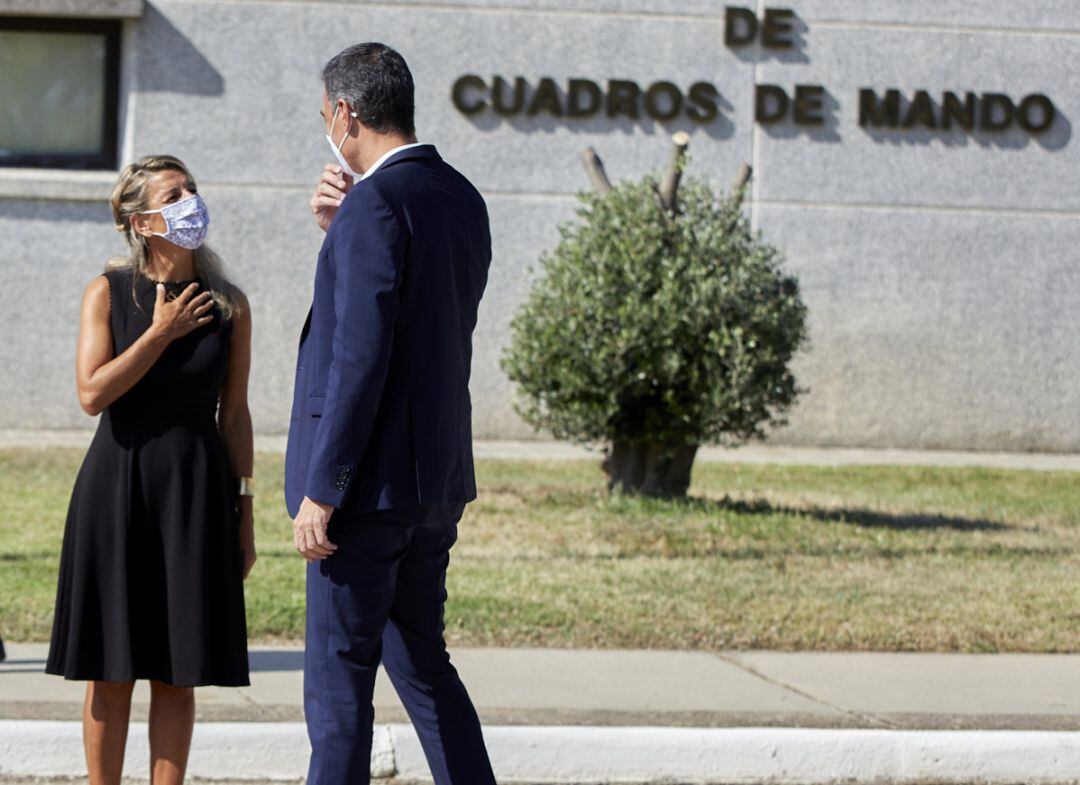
[451,75,487,116]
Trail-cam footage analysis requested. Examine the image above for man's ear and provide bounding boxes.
[338,99,359,130]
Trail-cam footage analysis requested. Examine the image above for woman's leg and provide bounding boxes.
[83,680,135,785]
[148,680,196,785]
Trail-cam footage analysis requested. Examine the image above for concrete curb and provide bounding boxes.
[2,721,1080,784]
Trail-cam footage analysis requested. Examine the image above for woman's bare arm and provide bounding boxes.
[76,276,215,416]
[218,289,255,578]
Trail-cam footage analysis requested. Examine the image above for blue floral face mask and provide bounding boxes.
[139,193,210,249]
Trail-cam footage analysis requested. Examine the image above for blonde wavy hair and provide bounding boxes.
[106,154,241,320]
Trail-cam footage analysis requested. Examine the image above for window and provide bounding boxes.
[0,17,120,170]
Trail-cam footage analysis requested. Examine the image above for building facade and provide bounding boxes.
[2,0,1078,450]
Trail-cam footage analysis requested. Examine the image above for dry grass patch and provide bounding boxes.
[1,449,1077,651]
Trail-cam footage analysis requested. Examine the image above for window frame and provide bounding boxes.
[0,16,121,171]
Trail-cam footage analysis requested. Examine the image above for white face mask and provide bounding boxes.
[325,103,362,181]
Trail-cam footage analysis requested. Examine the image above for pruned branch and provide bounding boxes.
[658,131,690,214]
[731,163,753,196]
[580,147,613,196]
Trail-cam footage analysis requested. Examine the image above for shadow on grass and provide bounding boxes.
[0,552,55,561]
[647,494,1014,532]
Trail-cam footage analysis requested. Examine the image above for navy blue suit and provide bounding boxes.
[285,145,496,785]
[285,144,488,516]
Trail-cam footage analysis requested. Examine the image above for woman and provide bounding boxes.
[46,155,255,785]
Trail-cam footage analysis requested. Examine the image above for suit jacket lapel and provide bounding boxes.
[299,304,313,345]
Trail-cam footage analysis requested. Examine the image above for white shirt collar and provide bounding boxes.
[360,142,427,180]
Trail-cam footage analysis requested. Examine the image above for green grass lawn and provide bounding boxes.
[2,447,1078,652]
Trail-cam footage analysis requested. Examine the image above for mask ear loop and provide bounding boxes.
[134,205,168,238]
[332,103,359,150]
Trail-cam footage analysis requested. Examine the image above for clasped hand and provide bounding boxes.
[310,164,353,232]
[293,496,339,562]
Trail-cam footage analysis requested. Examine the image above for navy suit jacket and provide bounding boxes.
[284,145,491,518]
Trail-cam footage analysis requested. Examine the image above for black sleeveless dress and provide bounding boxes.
[46,266,249,687]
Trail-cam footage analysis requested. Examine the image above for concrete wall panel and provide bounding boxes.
[760,203,1080,450]
[4,0,1080,450]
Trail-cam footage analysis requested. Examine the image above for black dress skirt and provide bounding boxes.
[46,266,249,687]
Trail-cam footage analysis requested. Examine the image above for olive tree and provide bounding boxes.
[502,137,808,497]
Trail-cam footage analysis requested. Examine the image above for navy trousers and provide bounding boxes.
[303,503,496,785]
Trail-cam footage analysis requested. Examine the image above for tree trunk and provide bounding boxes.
[603,440,699,498]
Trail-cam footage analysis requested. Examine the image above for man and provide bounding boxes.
[284,42,496,785]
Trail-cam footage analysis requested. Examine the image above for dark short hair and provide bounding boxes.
[322,42,415,137]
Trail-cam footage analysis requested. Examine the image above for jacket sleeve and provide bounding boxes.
[303,185,405,507]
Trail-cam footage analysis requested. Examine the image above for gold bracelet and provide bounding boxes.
[236,476,255,497]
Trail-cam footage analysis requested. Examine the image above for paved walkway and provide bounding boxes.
[3,430,1080,470]
[4,643,1079,731]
